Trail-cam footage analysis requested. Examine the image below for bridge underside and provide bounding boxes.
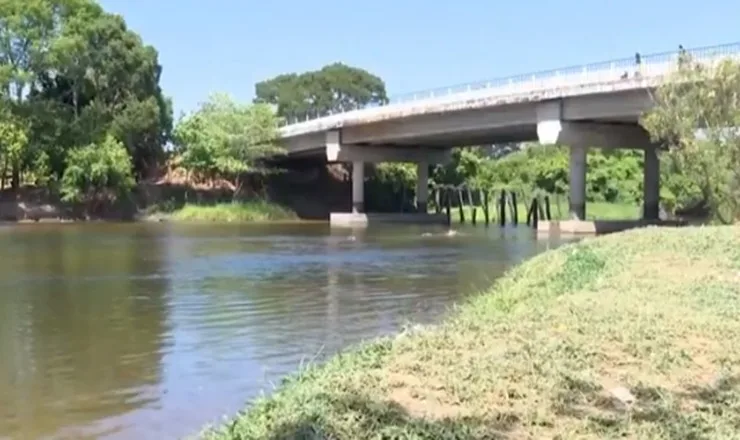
[279,90,660,227]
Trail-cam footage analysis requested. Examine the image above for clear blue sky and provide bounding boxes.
[99,0,740,116]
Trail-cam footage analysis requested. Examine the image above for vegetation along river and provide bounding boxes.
[0,222,572,439]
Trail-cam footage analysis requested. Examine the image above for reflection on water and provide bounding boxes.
[0,222,570,439]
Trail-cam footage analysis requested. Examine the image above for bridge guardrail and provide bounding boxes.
[279,42,740,127]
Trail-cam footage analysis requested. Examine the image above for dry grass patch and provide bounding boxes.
[202,226,740,440]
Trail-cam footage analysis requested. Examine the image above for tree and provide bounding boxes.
[0,0,172,192]
[60,134,135,210]
[254,63,388,122]
[173,93,283,196]
[42,7,172,178]
[0,111,28,190]
[0,0,57,189]
[641,56,740,223]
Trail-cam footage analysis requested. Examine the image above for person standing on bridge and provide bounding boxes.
[634,52,642,78]
[678,44,688,68]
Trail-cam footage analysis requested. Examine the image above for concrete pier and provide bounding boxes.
[352,161,364,213]
[330,212,448,227]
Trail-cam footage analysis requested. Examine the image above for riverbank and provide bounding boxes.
[203,225,740,439]
[150,201,298,222]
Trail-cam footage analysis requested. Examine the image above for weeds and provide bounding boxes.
[202,226,740,440]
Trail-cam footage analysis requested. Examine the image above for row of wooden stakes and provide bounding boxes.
[430,186,554,228]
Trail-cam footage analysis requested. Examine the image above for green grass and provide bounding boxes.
[165,201,297,223]
[440,201,640,224]
[201,225,740,439]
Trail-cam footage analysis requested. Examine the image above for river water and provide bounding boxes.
[0,222,570,439]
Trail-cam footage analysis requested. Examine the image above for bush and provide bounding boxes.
[60,135,135,204]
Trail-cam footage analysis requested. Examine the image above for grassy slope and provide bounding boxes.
[203,226,740,440]
[165,201,297,222]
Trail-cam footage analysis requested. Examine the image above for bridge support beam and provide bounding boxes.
[352,161,365,213]
[643,147,660,220]
[536,101,653,149]
[416,161,429,213]
[326,130,451,164]
[327,143,451,164]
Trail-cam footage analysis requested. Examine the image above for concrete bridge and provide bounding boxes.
[277,42,740,227]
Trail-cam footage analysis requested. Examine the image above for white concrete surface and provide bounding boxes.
[330,212,448,227]
[278,44,738,156]
[352,161,364,213]
[280,45,737,140]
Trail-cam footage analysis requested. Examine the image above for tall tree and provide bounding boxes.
[42,6,172,177]
[641,56,740,223]
[254,63,388,122]
[173,93,283,196]
[0,0,172,191]
[0,0,57,189]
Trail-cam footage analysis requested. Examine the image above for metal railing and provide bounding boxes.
[279,41,740,127]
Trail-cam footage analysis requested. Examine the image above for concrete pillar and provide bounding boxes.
[643,147,660,220]
[416,161,429,213]
[352,161,364,213]
[569,144,587,220]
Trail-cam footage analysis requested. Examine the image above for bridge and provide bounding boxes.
[277,42,740,228]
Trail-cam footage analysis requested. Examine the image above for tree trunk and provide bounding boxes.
[11,160,20,193]
[1,156,7,191]
[232,176,242,202]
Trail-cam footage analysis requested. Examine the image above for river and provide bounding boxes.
[0,222,570,439]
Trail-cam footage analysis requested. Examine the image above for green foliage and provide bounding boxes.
[173,93,283,190]
[432,144,645,204]
[60,135,134,203]
[0,113,28,169]
[365,162,418,212]
[203,226,740,439]
[642,57,740,223]
[0,0,171,191]
[254,63,388,121]
[432,147,491,188]
[168,201,296,222]
[30,150,53,187]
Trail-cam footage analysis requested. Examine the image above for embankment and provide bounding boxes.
[163,201,297,222]
[0,161,352,222]
[202,226,740,439]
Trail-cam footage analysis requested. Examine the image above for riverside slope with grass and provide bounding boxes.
[163,201,297,222]
[203,226,740,439]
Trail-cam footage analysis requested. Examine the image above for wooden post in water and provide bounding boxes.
[457,188,466,224]
[532,197,540,229]
[526,197,535,226]
[445,187,452,225]
[499,190,506,226]
[544,195,552,220]
[433,187,441,214]
[537,195,546,220]
[482,189,490,226]
[510,191,518,225]
[468,187,477,225]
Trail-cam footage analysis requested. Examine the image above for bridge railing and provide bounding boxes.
[279,41,740,127]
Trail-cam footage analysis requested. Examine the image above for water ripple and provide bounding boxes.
[0,223,568,440]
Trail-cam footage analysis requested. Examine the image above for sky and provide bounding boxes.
[99,0,740,116]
